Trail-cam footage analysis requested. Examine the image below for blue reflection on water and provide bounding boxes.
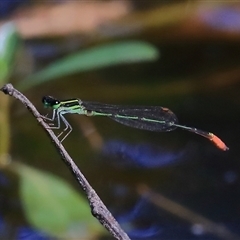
[0,215,51,239]
[27,43,62,59]
[0,215,7,238]
[17,226,50,240]
[103,140,186,168]
[116,197,224,240]
[0,1,29,18]
[0,171,9,186]
[200,7,240,31]
[117,198,161,239]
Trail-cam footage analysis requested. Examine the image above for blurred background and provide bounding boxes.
[0,0,239,239]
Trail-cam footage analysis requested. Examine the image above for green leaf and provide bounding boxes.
[18,41,159,91]
[0,22,20,82]
[14,163,104,238]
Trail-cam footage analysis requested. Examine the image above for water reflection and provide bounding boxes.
[17,226,50,240]
[102,140,187,168]
[117,198,161,239]
[199,7,240,32]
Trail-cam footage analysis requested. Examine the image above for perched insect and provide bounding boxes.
[41,96,229,151]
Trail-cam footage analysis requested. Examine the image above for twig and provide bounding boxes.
[1,83,130,240]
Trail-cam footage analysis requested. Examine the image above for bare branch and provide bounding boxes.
[1,83,130,240]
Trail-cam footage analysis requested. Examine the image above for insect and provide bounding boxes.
[41,96,229,151]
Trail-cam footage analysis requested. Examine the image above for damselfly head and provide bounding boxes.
[42,96,60,109]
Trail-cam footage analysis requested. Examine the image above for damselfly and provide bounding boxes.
[41,96,229,151]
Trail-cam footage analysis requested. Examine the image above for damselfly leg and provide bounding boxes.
[41,109,72,142]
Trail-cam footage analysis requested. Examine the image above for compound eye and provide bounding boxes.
[42,96,58,107]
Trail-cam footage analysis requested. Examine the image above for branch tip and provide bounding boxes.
[1,83,14,95]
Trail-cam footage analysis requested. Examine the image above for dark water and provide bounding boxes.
[8,49,239,239]
[1,2,240,240]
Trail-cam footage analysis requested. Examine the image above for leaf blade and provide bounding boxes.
[18,41,159,90]
[14,163,104,238]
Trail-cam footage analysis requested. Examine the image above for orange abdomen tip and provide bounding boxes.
[209,133,229,151]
